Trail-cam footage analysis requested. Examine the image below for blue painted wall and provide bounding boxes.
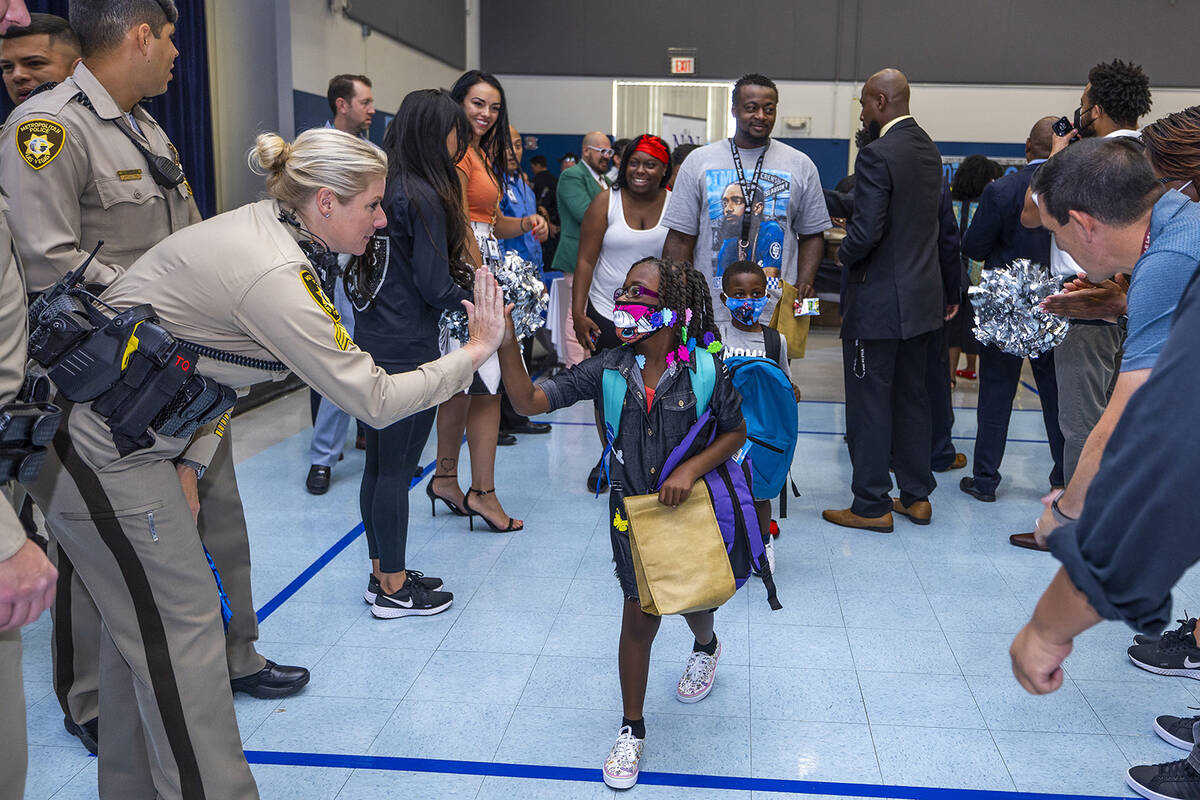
[293,89,393,145]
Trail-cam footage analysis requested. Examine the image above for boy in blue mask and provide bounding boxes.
[720,261,801,400]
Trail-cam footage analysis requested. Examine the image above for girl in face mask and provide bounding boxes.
[494,257,748,790]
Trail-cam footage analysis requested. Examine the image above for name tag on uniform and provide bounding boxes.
[117,169,143,182]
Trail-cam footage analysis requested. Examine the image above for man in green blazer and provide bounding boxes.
[552,131,613,274]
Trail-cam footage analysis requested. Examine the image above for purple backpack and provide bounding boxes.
[603,350,781,609]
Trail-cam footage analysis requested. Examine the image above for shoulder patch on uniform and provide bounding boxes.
[15,119,66,170]
[299,269,340,322]
[300,268,354,351]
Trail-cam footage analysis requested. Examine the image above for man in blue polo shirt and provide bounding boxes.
[1006,137,1200,800]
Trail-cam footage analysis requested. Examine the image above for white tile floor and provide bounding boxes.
[19,329,1194,799]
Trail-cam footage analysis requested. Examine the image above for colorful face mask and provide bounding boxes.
[724,295,770,325]
[612,303,675,344]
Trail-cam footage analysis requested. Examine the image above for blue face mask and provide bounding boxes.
[724,295,769,325]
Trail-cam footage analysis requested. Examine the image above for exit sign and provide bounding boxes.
[670,56,695,75]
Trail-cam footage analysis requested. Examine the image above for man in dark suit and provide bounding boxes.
[959,118,1067,549]
[825,164,965,475]
[823,68,952,532]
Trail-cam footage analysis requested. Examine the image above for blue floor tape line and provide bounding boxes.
[1020,380,1040,396]
[255,522,364,623]
[242,750,1123,800]
[255,459,437,623]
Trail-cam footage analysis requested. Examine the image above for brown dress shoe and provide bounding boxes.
[932,453,967,473]
[892,498,932,525]
[822,507,893,533]
[1009,532,1050,551]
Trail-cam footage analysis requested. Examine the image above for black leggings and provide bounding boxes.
[360,406,437,573]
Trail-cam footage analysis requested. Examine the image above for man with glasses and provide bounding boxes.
[552,131,613,369]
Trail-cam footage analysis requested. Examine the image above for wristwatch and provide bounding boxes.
[177,458,206,480]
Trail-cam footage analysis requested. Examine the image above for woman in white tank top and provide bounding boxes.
[572,135,672,353]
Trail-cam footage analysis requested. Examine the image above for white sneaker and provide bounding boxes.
[676,640,721,703]
[602,725,643,789]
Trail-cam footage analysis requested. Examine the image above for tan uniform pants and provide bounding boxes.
[50,422,264,726]
[0,628,26,800]
[28,402,259,800]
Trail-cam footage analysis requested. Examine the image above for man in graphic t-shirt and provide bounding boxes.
[663,72,830,327]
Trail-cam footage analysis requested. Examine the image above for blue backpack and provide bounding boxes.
[722,329,798,500]
[600,350,781,609]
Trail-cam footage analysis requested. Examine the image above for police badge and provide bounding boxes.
[16,118,66,170]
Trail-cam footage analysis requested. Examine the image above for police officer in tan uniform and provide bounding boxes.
[22,126,505,800]
[0,0,309,755]
[0,4,57,797]
[0,196,56,800]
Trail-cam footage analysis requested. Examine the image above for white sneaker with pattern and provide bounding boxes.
[602,725,644,789]
[676,640,721,703]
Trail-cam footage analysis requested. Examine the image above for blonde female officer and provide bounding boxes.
[22,127,507,800]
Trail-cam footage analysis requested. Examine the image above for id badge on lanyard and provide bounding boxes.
[730,139,768,261]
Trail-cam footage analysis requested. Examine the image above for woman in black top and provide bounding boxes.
[352,89,473,619]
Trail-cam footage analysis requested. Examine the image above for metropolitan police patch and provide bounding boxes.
[16,119,65,170]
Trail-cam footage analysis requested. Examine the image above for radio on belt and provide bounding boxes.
[27,243,236,454]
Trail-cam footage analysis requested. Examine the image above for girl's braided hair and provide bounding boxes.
[629,257,719,348]
[1142,105,1200,184]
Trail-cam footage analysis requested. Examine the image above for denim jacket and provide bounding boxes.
[539,346,743,512]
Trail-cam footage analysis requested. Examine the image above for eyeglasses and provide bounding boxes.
[613,285,660,303]
[586,145,615,157]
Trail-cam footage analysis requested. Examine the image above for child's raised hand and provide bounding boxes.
[657,467,696,508]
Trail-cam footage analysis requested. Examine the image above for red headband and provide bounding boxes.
[632,136,669,166]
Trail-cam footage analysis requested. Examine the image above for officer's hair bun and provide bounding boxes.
[247,129,387,211]
[249,133,292,175]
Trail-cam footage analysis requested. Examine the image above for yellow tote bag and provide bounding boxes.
[768,280,811,359]
[623,483,736,616]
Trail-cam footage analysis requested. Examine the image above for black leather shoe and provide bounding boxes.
[230,660,310,699]
[64,716,98,755]
[497,432,517,446]
[587,460,608,493]
[504,421,551,435]
[958,476,996,502]
[305,465,331,495]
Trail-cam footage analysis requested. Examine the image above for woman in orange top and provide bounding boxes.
[429,70,547,533]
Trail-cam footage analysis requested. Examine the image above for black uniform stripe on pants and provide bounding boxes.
[51,546,77,720]
[51,411,207,800]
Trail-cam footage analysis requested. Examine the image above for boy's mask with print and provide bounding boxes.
[724,295,770,326]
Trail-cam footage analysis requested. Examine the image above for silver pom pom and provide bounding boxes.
[968,259,1070,358]
[439,250,549,344]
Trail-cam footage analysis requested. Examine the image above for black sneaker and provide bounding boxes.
[1156,714,1200,751]
[1129,624,1200,679]
[1136,617,1197,647]
[363,571,443,604]
[371,574,453,619]
[1127,757,1200,800]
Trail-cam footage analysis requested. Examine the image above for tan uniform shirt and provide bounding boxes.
[0,62,200,293]
[0,198,29,562]
[102,199,473,465]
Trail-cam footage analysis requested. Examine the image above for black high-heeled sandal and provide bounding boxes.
[426,474,469,517]
[463,488,523,532]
